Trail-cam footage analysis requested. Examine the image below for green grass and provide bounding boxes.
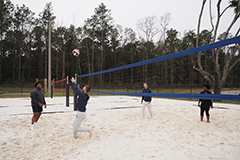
[0,87,239,105]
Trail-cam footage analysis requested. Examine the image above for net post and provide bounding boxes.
[51,80,53,98]
[73,74,77,111]
[66,76,69,107]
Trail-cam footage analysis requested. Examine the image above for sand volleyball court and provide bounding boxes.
[0,96,240,160]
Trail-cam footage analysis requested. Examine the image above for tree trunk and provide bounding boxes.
[38,48,42,79]
[0,54,2,82]
[56,55,58,81]
[45,39,48,78]
[213,81,222,95]
[78,57,82,85]
[91,40,94,86]
[62,51,65,79]
[100,30,104,85]
[91,27,95,86]
[131,52,133,85]
[86,40,91,84]
[18,49,21,83]
[164,60,168,86]
[12,49,16,81]
[114,40,117,85]
[109,72,111,85]
[160,62,164,86]
[170,60,174,86]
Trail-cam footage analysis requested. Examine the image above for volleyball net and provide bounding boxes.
[76,36,240,102]
[52,78,67,91]
[51,77,70,106]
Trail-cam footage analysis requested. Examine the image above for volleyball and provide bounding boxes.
[72,49,80,56]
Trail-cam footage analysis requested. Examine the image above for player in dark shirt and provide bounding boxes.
[30,82,47,130]
[71,77,93,139]
[198,84,213,123]
[141,83,153,119]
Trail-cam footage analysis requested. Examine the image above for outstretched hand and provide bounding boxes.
[71,77,76,83]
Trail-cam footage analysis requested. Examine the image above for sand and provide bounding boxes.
[0,96,240,160]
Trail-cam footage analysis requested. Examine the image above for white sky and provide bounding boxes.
[11,0,240,41]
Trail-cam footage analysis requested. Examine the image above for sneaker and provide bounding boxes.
[34,124,40,127]
[30,125,34,131]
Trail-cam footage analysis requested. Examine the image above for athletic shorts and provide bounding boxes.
[200,105,210,116]
[32,105,43,113]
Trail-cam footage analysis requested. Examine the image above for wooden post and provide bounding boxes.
[44,78,47,94]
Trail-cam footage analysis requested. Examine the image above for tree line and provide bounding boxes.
[0,0,239,94]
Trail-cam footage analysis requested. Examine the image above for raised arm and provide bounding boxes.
[72,82,84,96]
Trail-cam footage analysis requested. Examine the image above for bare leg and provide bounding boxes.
[201,115,203,121]
[207,116,210,123]
[30,113,39,130]
[35,112,41,122]
[31,113,38,124]
[89,128,93,137]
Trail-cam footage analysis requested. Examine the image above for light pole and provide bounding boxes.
[48,17,51,97]
[48,16,55,97]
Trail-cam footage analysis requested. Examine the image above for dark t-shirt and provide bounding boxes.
[199,90,213,107]
[142,87,152,102]
[72,82,89,112]
[31,88,46,107]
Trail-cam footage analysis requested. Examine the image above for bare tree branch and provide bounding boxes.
[193,66,214,84]
[193,0,240,94]
[235,27,240,36]
[223,12,240,40]
[229,45,240,71]
[159,12,171,43]
[195,0,207,79]
[196,0,207,47]
[220,4,231,17]
[229,58,240,72]
[136,16,160,42]
[200,0,215,46]
[212,0,222,43]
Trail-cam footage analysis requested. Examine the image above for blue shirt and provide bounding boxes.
[72,82,89,112]
[142,87,152,102]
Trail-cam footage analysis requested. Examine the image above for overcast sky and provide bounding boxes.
[11,0,239,41]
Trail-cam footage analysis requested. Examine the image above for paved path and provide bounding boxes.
[221,90,240,95]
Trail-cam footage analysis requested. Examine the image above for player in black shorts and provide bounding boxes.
[198,84,213,123]
[30,82,47,130]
